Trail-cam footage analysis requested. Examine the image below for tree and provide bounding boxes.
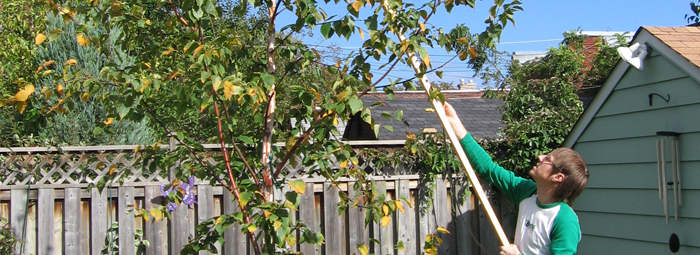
[481,31,625,176]
[3,0,522,253]
[686,0,700,25]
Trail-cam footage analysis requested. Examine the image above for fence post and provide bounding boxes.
[323,182,343,255]
[348,181,368,254]
[144,186,164,255]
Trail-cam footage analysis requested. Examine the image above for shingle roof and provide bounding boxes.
[644,26,700,68]
[358,96,504,140]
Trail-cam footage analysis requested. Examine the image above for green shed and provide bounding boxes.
[563,26,700,255]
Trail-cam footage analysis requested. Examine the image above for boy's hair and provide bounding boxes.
[550,148,589,207]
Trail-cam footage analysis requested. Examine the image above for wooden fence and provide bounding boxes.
[0,142,515,255]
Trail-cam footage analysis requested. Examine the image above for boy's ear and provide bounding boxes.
[551,173,565,184]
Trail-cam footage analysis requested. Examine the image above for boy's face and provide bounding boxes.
[529,154,560,184]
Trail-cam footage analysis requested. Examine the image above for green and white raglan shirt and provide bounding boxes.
[459,133,581,255]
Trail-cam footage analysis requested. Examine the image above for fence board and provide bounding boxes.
[347,181,368,254]
[91,189,108,255]
[435,177,453,255]
[38,189,54,255]
[144,186,165,255]
[478,184,500,255]
[64,188,81,254]
[81,200,90,254]
[10,189,27,253]
[323,182,343,255]
[170,197,189,253]
[396,179,415,255]
[118,187,135,254]
[223,191,246,255]
[299,183,317,255]
[197,184,214,255]
[453,179,473,255]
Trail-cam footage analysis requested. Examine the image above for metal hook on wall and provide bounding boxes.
[649,93,670,106]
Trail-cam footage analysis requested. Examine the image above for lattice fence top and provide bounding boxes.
[0,141,407,188]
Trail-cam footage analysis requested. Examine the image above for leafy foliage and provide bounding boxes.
[0,217,19,255]
[482,31,592,176]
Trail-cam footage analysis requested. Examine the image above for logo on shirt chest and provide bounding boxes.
[525,220,535,231]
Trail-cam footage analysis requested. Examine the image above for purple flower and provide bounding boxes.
[160,177,197,211]
[181,176,197,207]
[166,202,178,212]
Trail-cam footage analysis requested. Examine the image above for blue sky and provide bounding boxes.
[277,0,692,88]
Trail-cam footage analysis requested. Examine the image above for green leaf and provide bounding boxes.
[117,104,129,119]
[176,131,184,141]
[239,191,253,208]
[238,135,254,145]
[260,73,275,87]
[321,23,332,39]
[384,125,393,132]
[381,112,391,118]
[394,110,403,120]
[436,70,443,79]
[193,8,204,19]
[348,98,363,114]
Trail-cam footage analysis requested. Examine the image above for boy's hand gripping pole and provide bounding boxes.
[381,3,510,246]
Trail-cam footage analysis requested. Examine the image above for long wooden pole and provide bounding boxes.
[381,4,510,247]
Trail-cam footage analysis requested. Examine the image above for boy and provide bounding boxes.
[444,102,589,255]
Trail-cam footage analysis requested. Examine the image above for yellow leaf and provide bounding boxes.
[79,92,88,102]
[357,244,369,255]
[145,19,152,26]
[200,104,208,112]
[358,28,365,40]
[35,33,47,46]
[339,160,348,169]
[215,216,224,225]
[247,225,257,233]
[42,60,56,67]
[437,226,451,234]
[419,22,425,32]
[17,102,27,114]
[425,108,435,112]
[103,118,114,125]
[109,164,118,175]
[406,133,416,140]
[133,145,142,155]
[310,88,321,102]
[192,45,204,57]
[286,235,297,247]
[456,37,469,44]
[56,84,64,95]
[351,0,363,13]
[64,59,77,66]
[162,47,175,56]
[15,89,32,102]
[212,77,222,91]
[223,81,235,100]
[423,54,431,67]
[273,221,282,230]
[150,208,163,222]
[424,246,437,255]
[333,117,338,126]
[171,179,180,187]
[264,210,271,218]
[395,200,405,214]
[382,204,389,216]
[468,45,478,60]
[289,180,305,194]
[77,34,88,46]
[380,216,391,227]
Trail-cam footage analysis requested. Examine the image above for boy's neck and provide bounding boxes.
[536,185,559,205]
